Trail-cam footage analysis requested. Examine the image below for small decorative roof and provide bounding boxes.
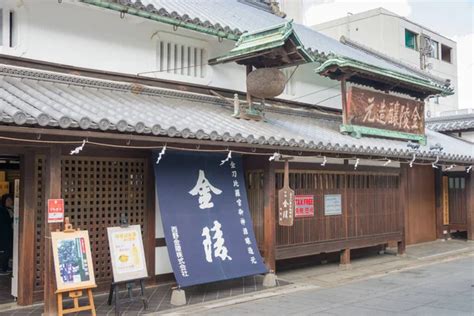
[208,21,314,68]
[315,57,454,99]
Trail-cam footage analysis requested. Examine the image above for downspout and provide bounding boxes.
[80,0,241,41]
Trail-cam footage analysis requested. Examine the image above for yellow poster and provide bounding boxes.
[107,225,148,282]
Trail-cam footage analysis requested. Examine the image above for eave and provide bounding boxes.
[316,57,454,99]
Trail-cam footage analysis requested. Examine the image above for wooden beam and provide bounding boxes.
[43,145,62,315]
[263,162,276,271]
[17,151,36,305]
[398,164,408,255]
[467,173,474,241]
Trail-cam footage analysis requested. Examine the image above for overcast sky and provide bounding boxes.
[300,0,473,110]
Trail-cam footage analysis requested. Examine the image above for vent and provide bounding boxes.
[157,40,206,78]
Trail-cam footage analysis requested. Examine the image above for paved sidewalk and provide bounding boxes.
[277,239,474,288]
[190,255,474,315]
[164,240,473,315]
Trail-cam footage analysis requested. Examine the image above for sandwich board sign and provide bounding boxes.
[107,225,148,282]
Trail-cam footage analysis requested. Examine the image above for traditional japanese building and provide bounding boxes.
[0,0,472,314]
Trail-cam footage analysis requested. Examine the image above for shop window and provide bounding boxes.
[441,44,452,63]
[157,39,207,78]
[405,29,418,50]
[460,178,465,189]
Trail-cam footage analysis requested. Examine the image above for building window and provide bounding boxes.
[429,40,439,59]
[156,40,207,78]
[0,9,17,48]
[405,29,418,50]
[441,44,452,63]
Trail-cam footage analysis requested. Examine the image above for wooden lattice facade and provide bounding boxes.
[31,154,152,300]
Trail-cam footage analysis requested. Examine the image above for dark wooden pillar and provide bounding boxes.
[17,151,36,305]
[145,153,156,284]
[434,169,445,239]
[467,173,474,241]
[263,162,276,271]
[43,145,62,315]
[398,164,408,255]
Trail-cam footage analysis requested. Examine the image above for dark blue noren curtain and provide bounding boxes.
[154,151,267,287]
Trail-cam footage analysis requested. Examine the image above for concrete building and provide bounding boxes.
[312,7,458,117]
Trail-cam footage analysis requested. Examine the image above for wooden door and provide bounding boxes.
[406,165,436,244]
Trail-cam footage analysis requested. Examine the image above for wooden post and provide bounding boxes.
[340,75,348,125]
[398,164,408,255]
[434,169,444,239]
[246,65,253,109]
[340,248,350,265]
[17,150,36,305]
[467,173,474,241]
[145,153,156,284]
[43,145,62,315]
[263,162,276,271]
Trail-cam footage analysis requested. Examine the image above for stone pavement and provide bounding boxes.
[164,240,474,315]
[179,254,474,315]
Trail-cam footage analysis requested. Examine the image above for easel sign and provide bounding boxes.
[107,225,148,282]
[51,218,97,315]
[51,228,96,291]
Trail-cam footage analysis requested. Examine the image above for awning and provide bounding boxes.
[0,65,471,163]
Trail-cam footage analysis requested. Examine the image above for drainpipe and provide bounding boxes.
[80,0,241,41]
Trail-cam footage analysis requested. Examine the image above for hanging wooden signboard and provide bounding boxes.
[278,159,294,226]
[340,86,426,144]
[107,225,148,283]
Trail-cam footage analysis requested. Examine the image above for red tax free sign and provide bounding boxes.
[47,198,64,223]
[295,195,314,217]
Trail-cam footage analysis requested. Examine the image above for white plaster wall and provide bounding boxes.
[0,0,342,109]
[155,185,172,275]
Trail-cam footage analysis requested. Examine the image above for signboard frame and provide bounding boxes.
[278,159,295,226]
[107,225,148,283]
[340,86,426,144]
[51,229,96,292]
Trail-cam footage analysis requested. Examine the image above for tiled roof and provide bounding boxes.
[427,114,474,132]
[0,65,472,163]
[81,0,446,91]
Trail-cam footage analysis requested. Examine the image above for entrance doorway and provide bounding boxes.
[0,156,20,305]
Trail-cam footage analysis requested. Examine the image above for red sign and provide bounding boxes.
[295,195,314,218]
[47,199,64,223]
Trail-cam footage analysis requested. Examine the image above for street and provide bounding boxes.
[193,256,474,315]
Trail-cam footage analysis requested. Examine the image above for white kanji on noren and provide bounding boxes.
[189,169,223,209]
[201,220,232,263]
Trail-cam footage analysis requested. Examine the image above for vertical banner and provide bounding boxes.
[154,152,267,287]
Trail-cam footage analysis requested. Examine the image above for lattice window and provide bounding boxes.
[34,156,147,295]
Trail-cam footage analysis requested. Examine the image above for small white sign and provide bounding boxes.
[324,194,342,216]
